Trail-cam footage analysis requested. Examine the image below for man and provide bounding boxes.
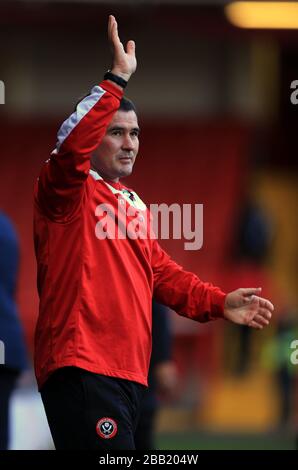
[33,15,274,450]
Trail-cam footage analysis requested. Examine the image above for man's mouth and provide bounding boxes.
[119,156,133,163]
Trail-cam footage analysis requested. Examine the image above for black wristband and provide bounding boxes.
[103,71,128,89]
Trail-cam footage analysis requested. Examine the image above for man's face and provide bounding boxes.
[91,110,140,182]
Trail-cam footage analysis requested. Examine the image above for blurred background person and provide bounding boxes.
[135,301,178,450]
[0,211,29,450]
[226,197,274,376]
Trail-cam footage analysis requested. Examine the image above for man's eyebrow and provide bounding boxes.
[108,126,141,133]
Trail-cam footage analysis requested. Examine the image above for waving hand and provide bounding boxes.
[108,15,137,82]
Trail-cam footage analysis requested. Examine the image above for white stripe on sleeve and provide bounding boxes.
[56,85,106,151]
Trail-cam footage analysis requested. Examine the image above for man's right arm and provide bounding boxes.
[36,15,136,219]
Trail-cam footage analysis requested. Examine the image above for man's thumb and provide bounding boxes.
[242,287,262,297]
[126,40,135,55]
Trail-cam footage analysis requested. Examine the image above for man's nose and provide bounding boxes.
[121,134,134,150]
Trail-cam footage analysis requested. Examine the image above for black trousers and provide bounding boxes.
[40,367,146,450]
[134,387,158,450]
[0,367,19,450]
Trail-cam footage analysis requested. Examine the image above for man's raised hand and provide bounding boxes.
[108,15,136,82]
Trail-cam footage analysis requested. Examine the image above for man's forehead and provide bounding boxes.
[108,110,139,129]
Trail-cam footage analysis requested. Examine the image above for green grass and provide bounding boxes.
[156,431,297,450]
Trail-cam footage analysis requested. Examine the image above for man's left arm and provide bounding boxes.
[151,240,273,329]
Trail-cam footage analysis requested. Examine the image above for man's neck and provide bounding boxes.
[91,166,119,183]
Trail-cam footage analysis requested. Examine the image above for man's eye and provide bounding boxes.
[131,132,139,137]
[112,130,121,136]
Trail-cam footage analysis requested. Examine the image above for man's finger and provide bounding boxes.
[111,18,117,44]
[248,319,263,329]
[114,19,121,46]
[111,19,125,53]
[257,307,272,320]
[108,15,115,42]
[242,287,262,296]
[247,295,274,312]
[258,297,274,312]
[253,314,269,326]
[110,16,118,44]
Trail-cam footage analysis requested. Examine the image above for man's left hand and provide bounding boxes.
[224,287,274,329]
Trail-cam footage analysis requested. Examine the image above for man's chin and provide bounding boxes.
[118,166,133,178]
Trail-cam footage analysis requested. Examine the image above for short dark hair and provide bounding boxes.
[74,94,137,116]
[119,97,137,115]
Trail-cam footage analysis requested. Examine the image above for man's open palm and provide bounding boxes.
[224,288,274,329]
[108,15,137,81]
